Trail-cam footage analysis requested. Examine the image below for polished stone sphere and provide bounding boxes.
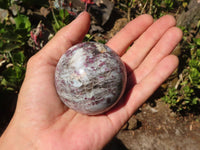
[55,42,127,115]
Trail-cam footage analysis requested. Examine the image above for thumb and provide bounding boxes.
[34,11,91,66]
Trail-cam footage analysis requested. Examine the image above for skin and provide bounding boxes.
[0,12,182,150]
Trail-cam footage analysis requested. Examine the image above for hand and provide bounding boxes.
[0,12,182,150]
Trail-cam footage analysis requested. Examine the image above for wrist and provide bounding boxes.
[0,119,36,150]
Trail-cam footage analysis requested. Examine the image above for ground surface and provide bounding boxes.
[104,100,200,150]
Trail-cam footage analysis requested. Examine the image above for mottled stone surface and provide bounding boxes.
[55,42,127,115]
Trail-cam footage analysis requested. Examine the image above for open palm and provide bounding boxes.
[0,12,182,150]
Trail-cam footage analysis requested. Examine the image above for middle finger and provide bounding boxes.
[121,15,176,71]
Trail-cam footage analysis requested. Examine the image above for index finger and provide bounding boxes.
[106,14,154,56]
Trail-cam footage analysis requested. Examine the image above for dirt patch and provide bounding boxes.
[104,100,200,150]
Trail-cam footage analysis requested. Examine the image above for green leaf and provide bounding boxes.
[192,98,198,105]
[1,42,24,52]
[2,67,17,83]
[14,65,23,79]
[1,78,8,87]
[2,64,25,86]
[189,68,200,85]
[189,59,200,68]
[193,38,200,46]
[196,49,200,58]
[0,32,22,42]
[13,51,25,65]
[14,14,31,31]
[59,9,69,19]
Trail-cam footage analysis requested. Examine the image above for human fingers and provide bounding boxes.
[106,14,154,56]
[125,55,178,115]
[122,15,176,70]
[107,55,179,127]
[133,27,182,83]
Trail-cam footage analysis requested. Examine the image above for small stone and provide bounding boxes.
[128,117,138,130]
[55,42,127,115]
[0,8,8,23]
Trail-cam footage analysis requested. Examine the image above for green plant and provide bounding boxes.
[50,6,70,32]
[0,51,26,91]
[162,35,200,114]
[162,87,178,106]
[116,0,189,19]
[0,0,74,92]
[0,13,31,92]
[0,14,31,51]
